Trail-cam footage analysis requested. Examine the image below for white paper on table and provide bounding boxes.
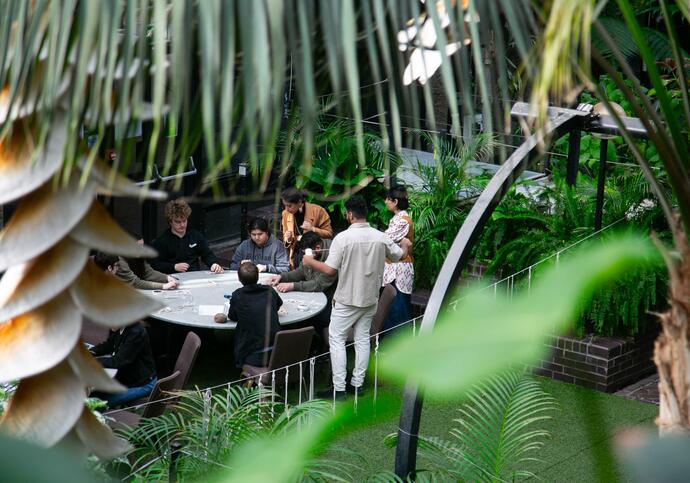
[198,305,225,316]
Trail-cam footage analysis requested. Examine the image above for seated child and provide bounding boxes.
[229,217,290,274]
[228,262,283,368]
[91,253,158,407]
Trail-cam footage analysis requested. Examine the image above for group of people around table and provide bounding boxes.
[91,184,414,405]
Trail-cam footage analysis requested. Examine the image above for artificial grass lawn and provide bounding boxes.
[325,377,658,481]
[184,331,657,481]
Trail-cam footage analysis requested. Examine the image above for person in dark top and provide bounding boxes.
[91,252,157,408]
[229,217,290,274]
[228,261,283,368]
[150,199,223,274]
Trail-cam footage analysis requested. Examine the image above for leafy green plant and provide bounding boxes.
[474,178,595,277]
[289,119,399,231]
[386,371,556,482]
[474,169,670,337]
[380,234,658,395]
[208,235,656,482]
[119,385,351,482]
[408,133,495,289]
[582,263,667,336]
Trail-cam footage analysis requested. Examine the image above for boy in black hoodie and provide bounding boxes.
[228,262,283,368]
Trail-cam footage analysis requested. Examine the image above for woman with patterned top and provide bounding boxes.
[382,185,414,332]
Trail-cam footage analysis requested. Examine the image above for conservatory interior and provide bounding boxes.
[1,1,690,482]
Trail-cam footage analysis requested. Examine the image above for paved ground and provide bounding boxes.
[615,373,659,405]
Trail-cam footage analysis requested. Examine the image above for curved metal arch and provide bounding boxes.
[394,108,589,477]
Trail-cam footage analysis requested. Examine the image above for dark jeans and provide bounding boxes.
[96,376,157,408]
[383,284,412,334]
[243,347,274,367]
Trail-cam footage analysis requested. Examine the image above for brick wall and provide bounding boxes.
[532,333,657,392]
[410,290,657,393]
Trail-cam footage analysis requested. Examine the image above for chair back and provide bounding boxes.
[172,331,201,391]
[81,317,109,346]
[371,284,397,335]
[267,326,315,384]
[141,370,180,419]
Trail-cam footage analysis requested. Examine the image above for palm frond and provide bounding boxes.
[1,1,535,193]
[415,371,556,482]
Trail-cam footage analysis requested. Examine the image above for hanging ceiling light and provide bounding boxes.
[398,0,477,86]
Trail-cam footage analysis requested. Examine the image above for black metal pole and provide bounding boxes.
[169,440,182,482]
[394,110,587,478]
[566,129,581,187]
[594,138,608,231]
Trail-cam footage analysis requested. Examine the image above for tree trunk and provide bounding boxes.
[655,230,690,436]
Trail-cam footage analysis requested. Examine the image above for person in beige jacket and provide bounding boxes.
[116,237,179,290]
[281,187,333,268]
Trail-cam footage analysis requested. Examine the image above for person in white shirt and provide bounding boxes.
[303,195,410,399]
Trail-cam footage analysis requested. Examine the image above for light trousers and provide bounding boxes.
[329,302,377,391]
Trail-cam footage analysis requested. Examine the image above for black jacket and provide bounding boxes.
[228,284,283,368]
[150,228,219,273]
[91,323,157,388]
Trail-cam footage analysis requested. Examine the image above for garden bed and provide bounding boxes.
[412,291,657,393]
[533,332,657,393]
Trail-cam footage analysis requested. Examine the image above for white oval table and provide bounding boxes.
[142,270,327,330]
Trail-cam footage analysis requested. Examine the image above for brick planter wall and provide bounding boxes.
[410,271,658,394]
[532,333,657,392]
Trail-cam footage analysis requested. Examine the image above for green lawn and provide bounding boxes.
[324,377,658,481]
[186,333,657,481]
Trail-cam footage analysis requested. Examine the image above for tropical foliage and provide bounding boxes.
[288,118,398,230]
[120,385,349,482]
[387,371,556,482]
[407,133,494,288]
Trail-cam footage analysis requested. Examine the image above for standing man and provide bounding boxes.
[281,187,333,269]
[303,195,410,399]
[151,199,223,274]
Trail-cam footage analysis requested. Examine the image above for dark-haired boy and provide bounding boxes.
[91,252,157,408]
[228,262,283,368]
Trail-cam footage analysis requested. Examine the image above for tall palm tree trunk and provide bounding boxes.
[656,229,690,435]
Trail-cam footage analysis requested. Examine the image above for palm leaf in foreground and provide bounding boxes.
[385,372,555,482]
[445,372,555,481]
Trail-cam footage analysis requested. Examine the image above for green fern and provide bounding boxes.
[386,371,556,482]
[408,133,496,289]
[118,385,348,482]
[578,263,667,336]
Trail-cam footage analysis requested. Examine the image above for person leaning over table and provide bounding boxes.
[265,231,337,331]
[116,236,179,290]
[281,187,333,269]
[302,195,411,399]
[150,198,223,274]
[90,252,157,408]
[229,217,290,274]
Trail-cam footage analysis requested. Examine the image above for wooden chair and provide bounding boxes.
[171,331,201,391]
[241,327,315,387]
[106,370,180,431]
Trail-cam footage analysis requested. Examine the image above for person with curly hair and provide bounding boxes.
[150,199,223,274]
[280,187,333,268]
